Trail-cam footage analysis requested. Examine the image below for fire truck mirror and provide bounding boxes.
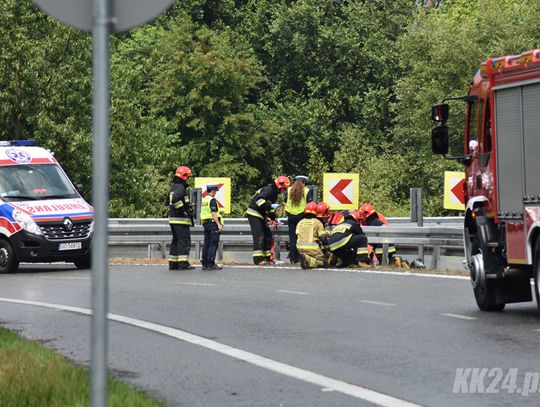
[431,103,449,122]
[431,125,449,155]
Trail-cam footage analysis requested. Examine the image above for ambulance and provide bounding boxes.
[0,140,93,273]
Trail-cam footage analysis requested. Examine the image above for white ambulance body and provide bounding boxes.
[0,140,93,273]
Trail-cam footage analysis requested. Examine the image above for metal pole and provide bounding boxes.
[91,0,110,405]
[416,189,424,263]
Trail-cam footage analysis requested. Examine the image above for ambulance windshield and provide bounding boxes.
[0,164,79,201]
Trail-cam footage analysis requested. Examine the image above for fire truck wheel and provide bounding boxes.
[534,241,540,312]
[0,239,19,274]
[474,279,505,311]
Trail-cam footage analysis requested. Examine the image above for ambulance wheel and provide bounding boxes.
[0,239,19,274]
[74,256,91,270]
[534,240,540,312]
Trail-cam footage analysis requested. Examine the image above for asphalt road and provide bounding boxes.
[1,263,540,407]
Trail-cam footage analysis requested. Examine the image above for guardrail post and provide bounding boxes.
[410,188,424,263]
[382,244,389,265]
[217,241,224,261]
[430,245,441,269]
[160,241,167,259]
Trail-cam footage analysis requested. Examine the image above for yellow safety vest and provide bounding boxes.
[285,187,308,215]
[200,195,222,223]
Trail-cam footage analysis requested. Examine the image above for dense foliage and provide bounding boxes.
[1,0,539,216]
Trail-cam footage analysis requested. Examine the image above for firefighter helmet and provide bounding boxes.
[304,202,317,215]
[348,210,364,224]
[175,166,192,180]
[316,202,331,218]
[360,203,376,218]
[274,175,291,190]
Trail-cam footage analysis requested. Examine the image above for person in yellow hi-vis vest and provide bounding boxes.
[200,185,223,270]
[283,175,313,264]
[296,202,329,269]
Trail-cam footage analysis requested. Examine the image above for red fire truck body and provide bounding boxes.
[432,49,540,311]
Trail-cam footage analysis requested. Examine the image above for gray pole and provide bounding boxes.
[91,0,110,405]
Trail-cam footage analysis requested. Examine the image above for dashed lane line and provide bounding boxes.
[360,300,396,306]
[276,289,310,295]
[440,313,477,321]
[173,282,215,286]
[0,297,423,407]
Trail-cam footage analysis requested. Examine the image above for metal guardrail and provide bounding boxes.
[108,217,464,269]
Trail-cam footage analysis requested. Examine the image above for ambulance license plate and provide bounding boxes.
[58,242,82,251]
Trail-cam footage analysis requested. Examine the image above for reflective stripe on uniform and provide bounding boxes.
[177,256,188,262]
[173,201,184,209]
[253,250,264,258]
[297,242,319,250]
[246,208,264,219]
[329,235,352,251]
[169,217,192,225]
[169,255,179,262]
[375,246,396,254]
[256,198,266,207]
[330,223,352,235]
[357,247,369,255]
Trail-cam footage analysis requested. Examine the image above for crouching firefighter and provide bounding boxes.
[167,165,194,270]
[245,176,290,264]
[296,202,329,269]
[327,210,368,268]
[359,203,405,267]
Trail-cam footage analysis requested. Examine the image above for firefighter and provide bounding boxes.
[167,165,194,270]
[315,201,331,227]
[200,184,223,270]
[246,176,290,264]
[327,210,368,268]
[283,175,313,264]
[296,202,329,269]
[359,203,399,266]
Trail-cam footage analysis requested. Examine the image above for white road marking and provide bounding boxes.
[276,290,309,295]
[184,264,470,280]
[0,297,423,407]
[440,313,477,321]
[40,276,90,280]
[321,388,334,392]
[173,282,215,286]
[360,300,396,306]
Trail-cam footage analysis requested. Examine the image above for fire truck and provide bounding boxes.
[431,49,540,311]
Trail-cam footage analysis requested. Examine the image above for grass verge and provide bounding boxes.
[0,327,164,407]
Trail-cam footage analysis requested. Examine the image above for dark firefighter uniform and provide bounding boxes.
[167,177,193,270]
[327,216,368,267]
[365,212,396,264]
[245,183,280,264]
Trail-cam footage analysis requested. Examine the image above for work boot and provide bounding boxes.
[168,261,179,270]
[299,254,308,270]
[201,263,208,270]
[208,263,223,270]
[178,261,195,270]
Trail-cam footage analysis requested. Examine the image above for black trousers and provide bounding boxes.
[287,213,303,263]
[333,234,368,267]
[202,221,220,265]
[247,215,272,264]
[169,224,191,265]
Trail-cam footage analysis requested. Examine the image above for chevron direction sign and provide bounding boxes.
[323,173,359,210]
[195,177,232,214]
[444,171,465,210]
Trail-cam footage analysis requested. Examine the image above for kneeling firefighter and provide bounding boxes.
[296,202,329,269]
[245,176,290,264]
[359,203,407,267]
[327,210,369,267]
